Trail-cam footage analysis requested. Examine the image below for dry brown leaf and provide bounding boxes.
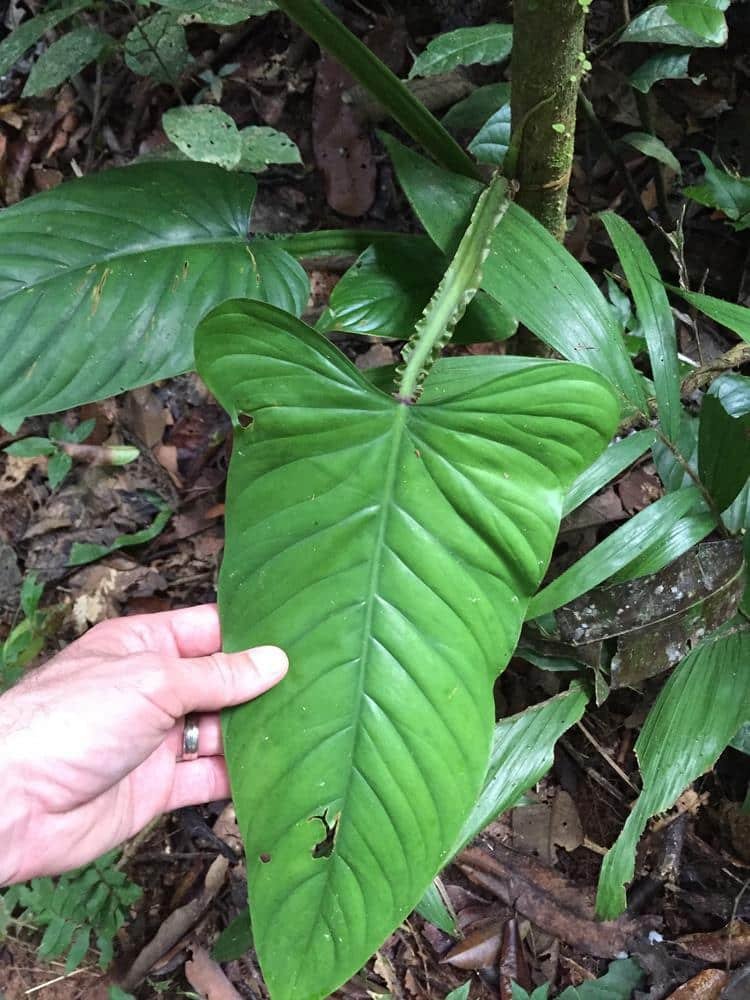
[665,968,730,999]
[185,945,242,1000]
[0,453,43,491]
[676,920,750,966]
[498,919,531,1000]
[441,921,504,970]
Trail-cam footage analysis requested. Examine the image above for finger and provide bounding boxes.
[170,646,288,716]
[112,605,223,658]
[166,713,224,758]
[166,758,231,811]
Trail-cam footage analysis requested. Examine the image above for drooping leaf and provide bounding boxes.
[601,213,681,440]
[162,105,241,168]
[317,238,516,344]
[195,299,618,1000]
[562,430,658,517]
[4,437,57,458]
[596,624,750,918]
[382,136,647,414]
[620,2,727,46]
[667,0,729,43]
[408,24,513,79]
[629,48,703,93]
[212,908,253,962]
[238,126,302,172]
[0,162,308,428]
[698,394,750,511]
[22,26,110,97]
[453,684,589,855]
[620,131,681,175]
[67,493,171,566]
[442,83,512,132]
[0,0,91,77]
[608,511,716,583]
[468,104,511,167]
[528,487,705,619]
[124,10,188,82]
[684,152,750,230]
[415,879,458,935]
[665,285,750,343]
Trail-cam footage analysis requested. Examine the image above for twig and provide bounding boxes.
[681,342,750,395]
[576,719,639,792]
[24,968,88,995]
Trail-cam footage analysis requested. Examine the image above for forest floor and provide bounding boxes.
[0,1,749,998]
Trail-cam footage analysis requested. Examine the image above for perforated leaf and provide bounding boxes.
[196,299,619,1000]
[22,26,109,97]
[0,162,307,428]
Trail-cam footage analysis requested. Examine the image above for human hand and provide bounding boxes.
[0,604,287,886]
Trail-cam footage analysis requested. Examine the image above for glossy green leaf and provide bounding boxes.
[468,104,511,167]
[601,213,681,440]
[195,299,618,1000]
[124,10,188,82]
[408,24,513,79]
[453,683,589,855]
[596,624,750,918]
[317,239,516,344]
[667,0,728,43]
[528,487,704,618]
[710,372,750,417]
[629,49,703,93]
[621,131,681,175]
[609,511,716,584]
[163,105,241,168]
[562,430,658,517]
[23,26,109,97]
[153,0,275,23]
[0,162,307,428]
[699,394,750,511]
[0,0,91,77]
[442,83,511,132]
[212,908,253,961]
[415,880,457,935]
[238,126,302,172]
[382,136,647,414]
[620,2,727,46]
[67,494,171,566]
[665,285,750,343]
[684,152,750,230]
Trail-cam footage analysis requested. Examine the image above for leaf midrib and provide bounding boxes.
[293,402,409,982]
[0,234,250,302]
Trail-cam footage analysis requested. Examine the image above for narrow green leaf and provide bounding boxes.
[238,126,302,172]
[601,213,681,440]
[273,0,479,179]
[163,105,241,169]
[620,131,681,175]
[23,26,109,97]
[629,49,702,93]
[684,152,750,229]
[665,285,750,343]
[65,927,91,972]
[468,104,511,167]
[212,908,253,961]
[68,494,171,566]
[0,162,308,426]
[47,450,73,490]
[415,880,457,935]
[409,24,513,79]
[0,0,91,77]
[528,487,704,618]
[4,437,56,458]
[382,136,647,414]
[699,395,750,511]
[453,684,589,855]
[562,430,657,517]
[609,511,716,584]
[196,300,618,1000]
[442,83,511,132]
[596,625,750,918]
[124,10,188,82]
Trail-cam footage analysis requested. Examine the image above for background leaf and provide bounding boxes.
[665,285,750,342]
[596,625,750,918]
[620,2,726,46]
[0,162,308,428]
[162,105,241,168]
[0,0,90,77]
[23,26,110,97]
[468,104,511,167]
[442,83,511,132]
[629,49,703,92]
[620,131,681,175]
[153,0,276,23]
[196,300,618,1000]
[684,152,750,229]
[67,494,171,566]
[562,430,657,517]
[238,126,302,171]
[408,24,513,79]
[124,10,188,82]
[698,394,750,511]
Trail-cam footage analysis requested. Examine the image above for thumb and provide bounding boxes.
[171,646,288,715]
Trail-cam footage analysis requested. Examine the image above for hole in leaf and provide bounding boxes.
[310,811,339,859]
[237,412,254,429]
[259,852,271,864]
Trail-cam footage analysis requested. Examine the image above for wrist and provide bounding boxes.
[0,692,31,886]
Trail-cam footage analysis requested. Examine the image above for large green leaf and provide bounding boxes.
[699,394,750,511]
[22,26,110,98]
[562,430,657,517]
[408,24,513,79]
[620,1,727,46]
[665,285,750,342]
[0,162,307,429]
[629,48,703,93]
[596,624,750,918]
[0,0,91,77]
[601,213,681,440]
[381,135,647,414]
[195,300,618,1000]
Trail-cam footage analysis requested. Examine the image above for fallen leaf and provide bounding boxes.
[185,945,242,999]
[441,921,504,970]
[676,920,750,966]
[498,919,531,999]
[665,968,729,999]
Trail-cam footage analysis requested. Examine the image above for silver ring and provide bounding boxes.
[180,713,200,762]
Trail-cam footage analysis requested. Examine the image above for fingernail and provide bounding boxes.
[248,645,288,678]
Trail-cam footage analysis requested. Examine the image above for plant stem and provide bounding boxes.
[510,0,586,239]
[653,427,727,533]
[274,0,480,180]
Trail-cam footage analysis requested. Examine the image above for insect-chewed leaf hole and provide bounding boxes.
[310,810,339,860]
[237,411,254,429]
